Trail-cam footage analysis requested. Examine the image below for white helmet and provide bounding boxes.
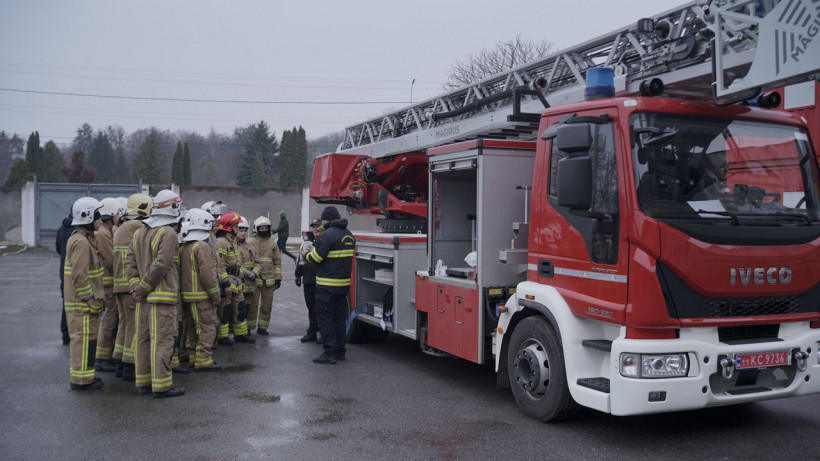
[71,197,103,226]
[144,189,182,228]
[99,198,122,219]
[116,197,128,216]
[254,216,271,231]
[237,216,249,229]
[185,208,215,232]
[202,200,227,217]
[182,227,211,243]
[178,221,190,244]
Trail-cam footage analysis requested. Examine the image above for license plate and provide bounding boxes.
[735,350,791,370]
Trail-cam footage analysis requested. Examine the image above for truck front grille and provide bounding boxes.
[703,295,801,318]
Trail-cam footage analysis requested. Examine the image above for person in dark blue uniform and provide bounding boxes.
[56,213,75,345]
[306,206,355,364]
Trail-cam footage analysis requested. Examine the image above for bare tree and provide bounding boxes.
[443,34,554,90]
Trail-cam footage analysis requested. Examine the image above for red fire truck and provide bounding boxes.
[310,0,820,420]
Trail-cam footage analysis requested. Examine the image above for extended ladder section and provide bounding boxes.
[339,0,820,158]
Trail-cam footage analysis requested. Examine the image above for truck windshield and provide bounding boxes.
[631,113,820,225]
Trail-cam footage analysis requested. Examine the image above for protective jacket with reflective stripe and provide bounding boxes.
[249,235,282,286]
[306,219,355,293]
[96,220,115,292]
[63,227,105,313]
[180,240,220,302]
[217,233,242,292]
[125,225,179,304]
[112,219,144,294]
[239,240,257,294]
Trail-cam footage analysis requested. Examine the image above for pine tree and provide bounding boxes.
[250,151,265,187]
[62,151,99,183]
[279,129,294,188]
[235,121,279,186]
[88,131,115,182]
[131,129,167,184]
[171,141,183,185]
[182,142,192,185]
[41,141,65,182]
[279,127,308,189]
[25,132,43,180]
[72,123,94,157]
[4,159,30,187]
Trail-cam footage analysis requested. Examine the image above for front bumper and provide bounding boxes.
[608,327,820,416]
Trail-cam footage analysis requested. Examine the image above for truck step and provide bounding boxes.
[582,340,612,352]
[577,377,610,393]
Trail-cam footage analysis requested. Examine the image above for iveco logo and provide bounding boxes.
[730,267,793,286]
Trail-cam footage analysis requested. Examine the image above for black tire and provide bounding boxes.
[507,316,579,422]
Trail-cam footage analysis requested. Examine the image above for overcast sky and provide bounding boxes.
[0,0,684,148]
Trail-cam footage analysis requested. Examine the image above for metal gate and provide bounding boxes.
[36,182,141,246]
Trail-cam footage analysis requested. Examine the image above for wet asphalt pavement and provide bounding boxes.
[1,248,819,460]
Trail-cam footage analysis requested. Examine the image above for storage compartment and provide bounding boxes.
[353,234,427,339]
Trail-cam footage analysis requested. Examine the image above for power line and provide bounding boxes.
[0,88,410,105]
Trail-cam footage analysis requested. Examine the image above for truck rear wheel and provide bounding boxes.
[506,316,578,422]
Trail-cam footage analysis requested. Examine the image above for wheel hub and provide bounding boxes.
[514,343,550,396]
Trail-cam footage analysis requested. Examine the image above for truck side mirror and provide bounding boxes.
[557,155,593,209]
[555,123,592,153]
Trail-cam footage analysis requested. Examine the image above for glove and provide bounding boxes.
[274,279,282,290]
[244,269,256,279]
[220,303,233,324]
[237,301,247,321]
[295,277,301,287]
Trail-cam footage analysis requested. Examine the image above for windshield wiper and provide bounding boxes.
[772,211,813,225]
[695,209,741,226]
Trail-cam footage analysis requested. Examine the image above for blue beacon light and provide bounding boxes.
[585,67,615,101]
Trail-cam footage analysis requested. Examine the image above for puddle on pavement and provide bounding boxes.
[309,433,337,441]
[240,391,281,403]
[223,363,255,373]
[307,407,345,425]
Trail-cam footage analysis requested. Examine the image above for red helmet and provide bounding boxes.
[217,211,241,232]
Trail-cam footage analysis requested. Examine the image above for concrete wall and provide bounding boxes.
[171,185,305,237]
[0,186,22,243]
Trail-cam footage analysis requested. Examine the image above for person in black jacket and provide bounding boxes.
[273,211,297,262]
[56,214,74,345]
[295,219,321,343]
[306,206,355,364]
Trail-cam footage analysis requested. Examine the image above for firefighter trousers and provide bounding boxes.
[315,288,349,358]
[186,301,218,368]
[250,285,274,331]
[96,293,118,360]
[115,293,137,364]
[303,283,318,335]
[68,310,100,385]
[230,290,251,337]
[218,290,242,339]
[134,302,176,392]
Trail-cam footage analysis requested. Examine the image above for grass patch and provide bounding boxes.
[0,244,25,256]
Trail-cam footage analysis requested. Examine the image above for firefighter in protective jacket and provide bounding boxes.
[112,193,152,382]
[179,208,222,372]
[248,216,282,335]
[64,197,105,390]
[94,197,124,373]
[125,189,185,398]
[307,206,355,364]
[216,211,254,344]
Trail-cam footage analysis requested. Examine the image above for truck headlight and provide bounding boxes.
[619,353,640,378]
[620,353,689,378]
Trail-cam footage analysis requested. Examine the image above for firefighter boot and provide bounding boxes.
[115,360,124,378]
[121,363,136,382]
[95,358,117,373]
[70,377,104,391]
[217,337,234,346]
[153,387,186,398]
[234,334,256,343]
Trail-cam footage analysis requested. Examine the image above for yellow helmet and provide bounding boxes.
[126,193,152,219]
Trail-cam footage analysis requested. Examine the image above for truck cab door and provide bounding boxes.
[531,108,628,323]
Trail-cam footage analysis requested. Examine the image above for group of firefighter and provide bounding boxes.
[61,190,353,398]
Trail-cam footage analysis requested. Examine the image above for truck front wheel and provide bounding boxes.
[506,316,578,422]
